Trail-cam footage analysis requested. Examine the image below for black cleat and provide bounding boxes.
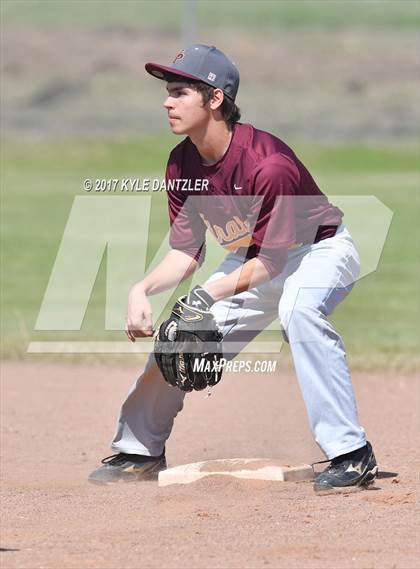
[88,452,166,485]
[314,441,378,494]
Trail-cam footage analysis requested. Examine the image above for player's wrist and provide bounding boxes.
[184,285,216,311]
[130,281,149,297]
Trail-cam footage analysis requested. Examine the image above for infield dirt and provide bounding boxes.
[1,361,419,568]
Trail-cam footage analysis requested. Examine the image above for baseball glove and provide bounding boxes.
[154,286,224,392]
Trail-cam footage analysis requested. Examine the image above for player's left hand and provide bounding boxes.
[154,286,224,391]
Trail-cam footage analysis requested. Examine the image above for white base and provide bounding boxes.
[158,458,314,487]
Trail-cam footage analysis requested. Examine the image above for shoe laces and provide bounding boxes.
[101,453,129,466]
[312,456,348,475]
[312,444,368,475]
[325,456,350,474]
[101,451,164,466]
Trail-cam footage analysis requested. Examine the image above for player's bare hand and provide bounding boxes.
[126,284,154,341]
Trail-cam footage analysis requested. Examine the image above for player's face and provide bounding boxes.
[164,82,210,135]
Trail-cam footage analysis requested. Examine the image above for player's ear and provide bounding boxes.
[209,88,224,111]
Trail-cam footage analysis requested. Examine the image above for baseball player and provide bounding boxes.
[89,45,378,493]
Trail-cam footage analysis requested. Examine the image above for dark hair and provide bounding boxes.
[175,80,240,127]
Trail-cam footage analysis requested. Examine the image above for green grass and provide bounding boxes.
[2,0,419,30]
[1,136,418,370]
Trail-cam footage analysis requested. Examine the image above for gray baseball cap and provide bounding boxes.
[145,44,240,101]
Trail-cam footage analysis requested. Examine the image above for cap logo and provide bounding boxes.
[173,50,185,63]
[207,72,216,81]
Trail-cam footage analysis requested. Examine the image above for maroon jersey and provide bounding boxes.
[166,123,342,278]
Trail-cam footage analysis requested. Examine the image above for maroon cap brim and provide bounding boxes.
[145,63,200,82]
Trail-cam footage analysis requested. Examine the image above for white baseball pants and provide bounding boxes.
[111,225,366,460]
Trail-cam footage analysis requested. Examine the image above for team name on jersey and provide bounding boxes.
[199,214,254,250]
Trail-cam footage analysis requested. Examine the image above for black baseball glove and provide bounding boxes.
[154,286,224,392]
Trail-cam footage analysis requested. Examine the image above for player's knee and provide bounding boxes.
[279,303,320,341]
[279,302,307,330]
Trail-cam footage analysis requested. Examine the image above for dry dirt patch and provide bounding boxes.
[1,361,419,568]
